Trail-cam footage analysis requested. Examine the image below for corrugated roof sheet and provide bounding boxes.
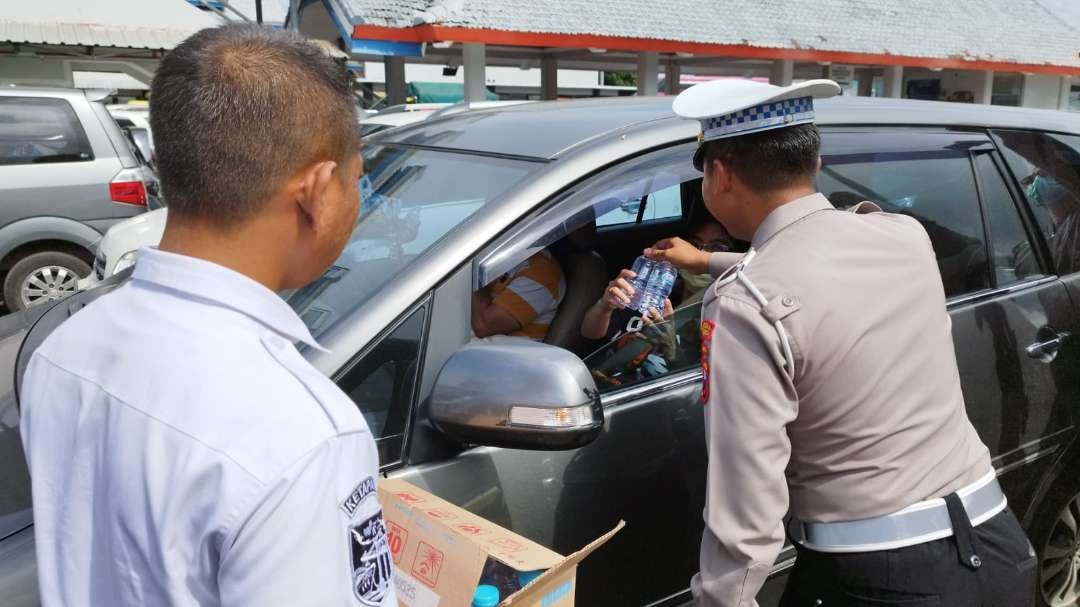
[338,0,1080,69]
[1,0,221,50]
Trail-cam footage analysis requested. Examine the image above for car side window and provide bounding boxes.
[818,135,992,298]
[993,130,1080,277]
[335,304,427,466]
[595,183,685,227]
[583,300,704,393]
[0,97,93,165]
[973,153,1046,285]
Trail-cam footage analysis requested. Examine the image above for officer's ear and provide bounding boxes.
[291,160,339,236]
[816,156,823,173]
[710,157,735,192]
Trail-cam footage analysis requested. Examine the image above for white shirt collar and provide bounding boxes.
[131,248,326,352]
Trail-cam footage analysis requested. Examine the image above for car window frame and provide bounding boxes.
[331,293,432,470]
[477,141,700,289]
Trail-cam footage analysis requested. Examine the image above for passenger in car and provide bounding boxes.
[471,249,566,341]
[1015,173,1080,276]
[579,211,739,342]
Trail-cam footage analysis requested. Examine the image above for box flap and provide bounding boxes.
[501,520,625,606]
[380,478,564,572]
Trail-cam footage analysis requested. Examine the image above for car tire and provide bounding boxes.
[3,251,91,312]
[1030,465,1080,607]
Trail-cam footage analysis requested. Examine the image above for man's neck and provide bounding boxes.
[158,216,286,292]
[741,184,818,241]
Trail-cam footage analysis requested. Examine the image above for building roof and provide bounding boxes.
[333,0,1080,74]
[1,0,220,50]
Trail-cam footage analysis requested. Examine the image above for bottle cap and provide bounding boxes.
[472,585,500,607]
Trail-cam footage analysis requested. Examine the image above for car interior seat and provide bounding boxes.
[544,220,607,357]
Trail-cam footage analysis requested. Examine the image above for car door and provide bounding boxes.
[388,142,792,607]
[817,127,1080,522]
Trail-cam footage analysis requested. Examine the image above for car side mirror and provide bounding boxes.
[429,339,603,450]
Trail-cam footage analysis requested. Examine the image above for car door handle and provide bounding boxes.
[1026,331,1071,363]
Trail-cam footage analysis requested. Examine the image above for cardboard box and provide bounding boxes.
[379,478,623,607]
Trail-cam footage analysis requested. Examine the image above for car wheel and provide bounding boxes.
[3,251,91,312]
[1033,469,1080,607]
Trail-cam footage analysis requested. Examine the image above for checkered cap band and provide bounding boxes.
[701,97,815,141]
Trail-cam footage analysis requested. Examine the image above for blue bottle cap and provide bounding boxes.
[517,569,544,587]
[472,584,500,607]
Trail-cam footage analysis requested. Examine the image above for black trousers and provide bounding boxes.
[779,505,1037,607]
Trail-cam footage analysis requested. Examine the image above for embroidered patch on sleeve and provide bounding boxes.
[341,477,377,518]
[350,511,393,605]
[700,320,716,405]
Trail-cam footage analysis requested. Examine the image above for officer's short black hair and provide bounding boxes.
[150,24,359,225]
[701,123,821,192]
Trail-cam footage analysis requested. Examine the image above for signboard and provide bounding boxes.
[828,64,855,85]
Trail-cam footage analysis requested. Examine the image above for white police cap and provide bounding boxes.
[674,78,841,168]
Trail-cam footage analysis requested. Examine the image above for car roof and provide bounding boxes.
[378,95,1080,160]
[0,86,107,101]
[363,109,437,128]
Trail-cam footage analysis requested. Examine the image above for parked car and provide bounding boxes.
[78,207,167,292]
[4,96,1080,607]
[0,88,155,311]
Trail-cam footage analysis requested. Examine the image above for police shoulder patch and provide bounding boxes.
[341,477,377,518]
[350,510,393,605]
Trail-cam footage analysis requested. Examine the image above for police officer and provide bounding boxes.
[646,79,1036,606]
[19,26,395,606]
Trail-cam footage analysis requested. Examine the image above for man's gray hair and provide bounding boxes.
[150,24,359,225]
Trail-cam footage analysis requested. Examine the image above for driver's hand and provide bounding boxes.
[645,237,711,274]
[600,269,637,311]
[641,298,674,325]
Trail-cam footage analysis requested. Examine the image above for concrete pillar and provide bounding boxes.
[540,54,558,100]
[665,62,681,95]
[973,70,994,105]
[883,65,904,98]
[288,0,299,31]
[462,43,487,103]
[383,56,407,106]
[1059,76,1073,111]
[1021,73,1065,110]
[769,59,794,87]
[637,52,659,96]
[856,69,873,97]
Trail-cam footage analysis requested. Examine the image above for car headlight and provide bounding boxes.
[111,250,138,276]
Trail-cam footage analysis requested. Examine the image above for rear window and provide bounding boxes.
[0,97,94,165]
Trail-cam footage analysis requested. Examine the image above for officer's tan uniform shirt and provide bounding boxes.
[693,193,992,606]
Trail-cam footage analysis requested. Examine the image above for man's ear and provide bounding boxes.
[293,160,338,234]
[711,157,734,192]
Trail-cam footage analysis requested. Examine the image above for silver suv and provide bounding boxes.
[0,87,155,311]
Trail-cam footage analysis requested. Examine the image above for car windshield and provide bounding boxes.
[284,143,537,338]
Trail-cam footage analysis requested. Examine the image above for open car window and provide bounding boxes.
[479,143,700,287]
[583,300,704,394]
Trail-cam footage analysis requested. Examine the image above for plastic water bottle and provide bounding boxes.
[627,256,655,312]
[647,261,678,311]
[472,584,500,607]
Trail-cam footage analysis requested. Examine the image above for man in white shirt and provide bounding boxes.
[19,25,396,606]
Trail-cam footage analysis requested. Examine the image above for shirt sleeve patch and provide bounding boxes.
[700,320,716,405]
[341,476,377,518]
[351,510,393,605]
